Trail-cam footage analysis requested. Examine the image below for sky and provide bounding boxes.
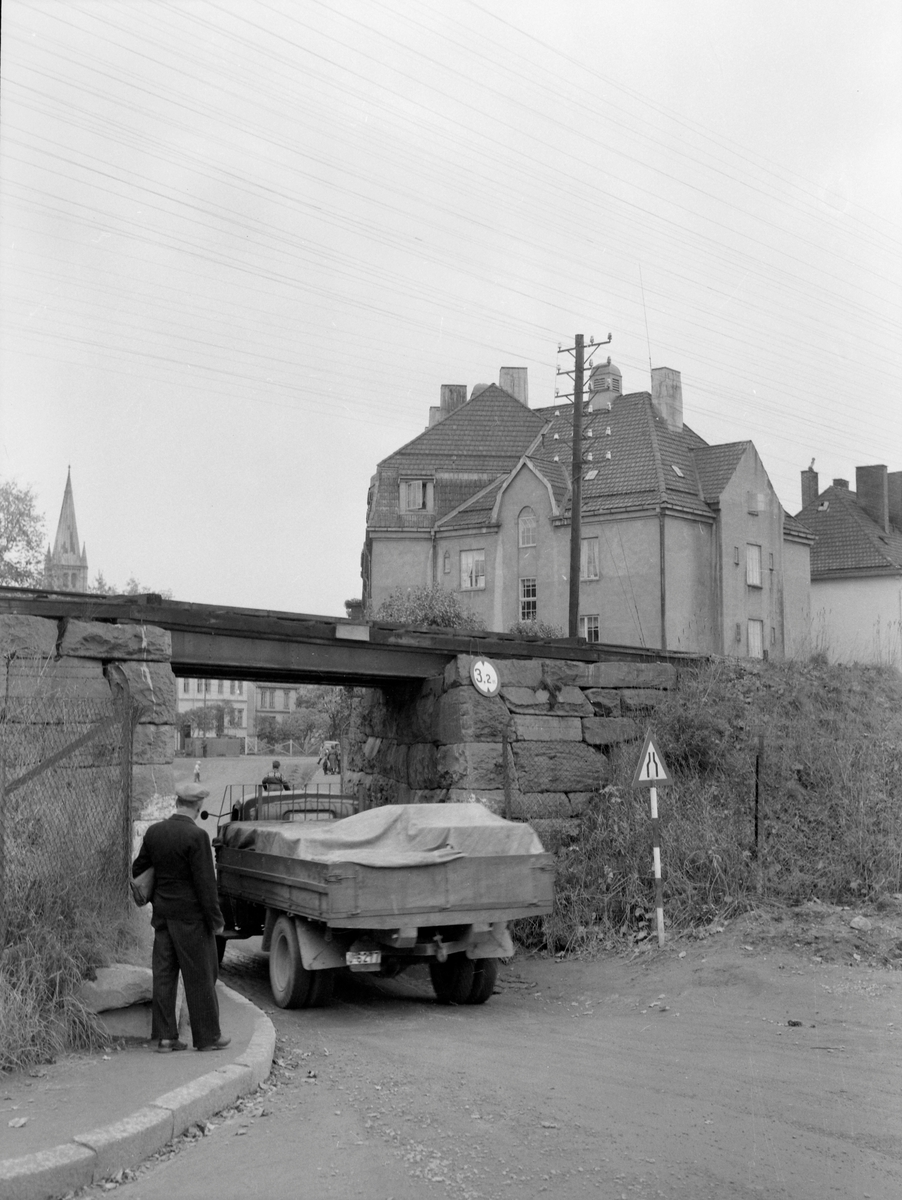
[1,0,900,616]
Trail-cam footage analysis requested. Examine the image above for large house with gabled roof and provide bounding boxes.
[362,362,813,658]
[796,463,902,667]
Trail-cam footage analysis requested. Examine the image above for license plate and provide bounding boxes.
[346,949,381,968]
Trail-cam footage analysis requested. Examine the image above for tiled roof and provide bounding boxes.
[369,385,802,538]
[529,392,711,518]
[378,386,544,469]
[796,486,902,575]
[692,442,750,502]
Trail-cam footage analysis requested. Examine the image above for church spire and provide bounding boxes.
[43,468,88,592]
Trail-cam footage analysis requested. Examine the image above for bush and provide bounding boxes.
[372,585,486,631]
[508,619,563,638]
[515,658,902,954]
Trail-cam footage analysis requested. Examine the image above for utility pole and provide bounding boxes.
[557,331,612,638]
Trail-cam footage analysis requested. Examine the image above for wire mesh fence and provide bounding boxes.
[0,691,135,946]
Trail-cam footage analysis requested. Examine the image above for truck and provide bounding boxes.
[211,794,554,1009]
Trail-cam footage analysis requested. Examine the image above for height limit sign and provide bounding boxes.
[632,730,672,947]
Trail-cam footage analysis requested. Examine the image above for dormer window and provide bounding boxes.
[401,479,433,512]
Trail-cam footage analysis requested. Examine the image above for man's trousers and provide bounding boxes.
[150,915,221,1048]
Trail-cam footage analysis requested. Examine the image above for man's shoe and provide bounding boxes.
[196,1036,231,1052]
[156,1039,187,1053]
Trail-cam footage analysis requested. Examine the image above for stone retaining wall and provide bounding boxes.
[346,653,676,819]
[0,614,178,839]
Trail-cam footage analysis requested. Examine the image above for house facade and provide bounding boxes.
[796,464,902,667]
[363,363,812,659]
[176,679,303,741]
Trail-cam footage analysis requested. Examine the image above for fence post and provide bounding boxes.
[502,730,512,820]
[0,753,6,948]
[755,733,765,897]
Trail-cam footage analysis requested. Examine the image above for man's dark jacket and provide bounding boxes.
[133,814,223,928]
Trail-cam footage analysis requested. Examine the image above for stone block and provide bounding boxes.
[502,684,592,716]
[363,736,382,761]
[620,688,666,712]
[509,792,574,819]
[582,716,640,746]
[0,656,111,706]
[407,742,439,789]
[60,620,172,661]
[153,1063,254,1139]
[0,1143,97,1200]
[0,613,58,658]
[529,817,582,853]
[573,661,676,690]
[434,688,511,743]
[511,741,609,792]
[443,789,507,814]
[95,1002,153,1039]
[78,964,153,1012]
[495,659,544,688]
[132,764,175,810]
[106,661,176,723]
[132,723,177,764]
[567,792,596,815]
[436,742,505,790]
[510,715,583,741]
[584,688,622,716]
[75,1106,174,1182]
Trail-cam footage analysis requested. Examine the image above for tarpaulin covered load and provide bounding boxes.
[220,803,545,867]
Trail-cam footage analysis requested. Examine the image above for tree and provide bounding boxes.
[372,584,486,631]
[0,480,45,587]
[180,702,236,737]
[91,571,115,595]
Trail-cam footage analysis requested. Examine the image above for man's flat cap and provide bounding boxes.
[176,782,210,802]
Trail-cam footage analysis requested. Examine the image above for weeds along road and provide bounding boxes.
[91,926,902,1200]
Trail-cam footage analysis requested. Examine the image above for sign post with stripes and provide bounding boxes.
[632,730,673,947]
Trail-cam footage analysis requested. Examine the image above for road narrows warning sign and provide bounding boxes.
[631,730,672,788]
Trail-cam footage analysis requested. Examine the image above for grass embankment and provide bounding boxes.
[521,657,902,954]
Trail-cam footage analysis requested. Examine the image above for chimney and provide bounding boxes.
[499,367,528,405]
[651,367,683,432]
[441,384,467,415]
[800,463,819,509]
[888,470,902,531]
[833,478,849,490]
[856,464,890,532]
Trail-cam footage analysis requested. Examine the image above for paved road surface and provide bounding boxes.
[79,933,902,1200]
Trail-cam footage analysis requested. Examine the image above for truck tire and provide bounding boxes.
[269,916,335,1009]
[429,953,475,1004]
[465,957,499,1004]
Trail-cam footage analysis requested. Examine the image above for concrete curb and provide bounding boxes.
[0,986,276,1200]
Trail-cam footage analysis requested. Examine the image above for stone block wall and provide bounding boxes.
[346,653,676,820]
[0,614,178,842]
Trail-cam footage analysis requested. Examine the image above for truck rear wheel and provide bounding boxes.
[429,953,475,1004]
[466,957,499,1004]
[430,954,499,1005]
[269,916,335,1009]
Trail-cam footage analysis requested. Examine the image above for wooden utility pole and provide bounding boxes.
[557,332,611,639]
[568,335,585,638]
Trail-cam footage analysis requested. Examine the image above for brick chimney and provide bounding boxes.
[856,464,890,532]
[888,470,902,531]
[800,463,819,508]
[651,367,683,432]
[499,367,528,405]
[429,384,468,426]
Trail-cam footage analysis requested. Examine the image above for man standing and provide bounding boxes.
[261,759,290,792]
[132,783,230,1053]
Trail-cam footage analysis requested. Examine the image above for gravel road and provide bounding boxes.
[86,911,902,1200]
